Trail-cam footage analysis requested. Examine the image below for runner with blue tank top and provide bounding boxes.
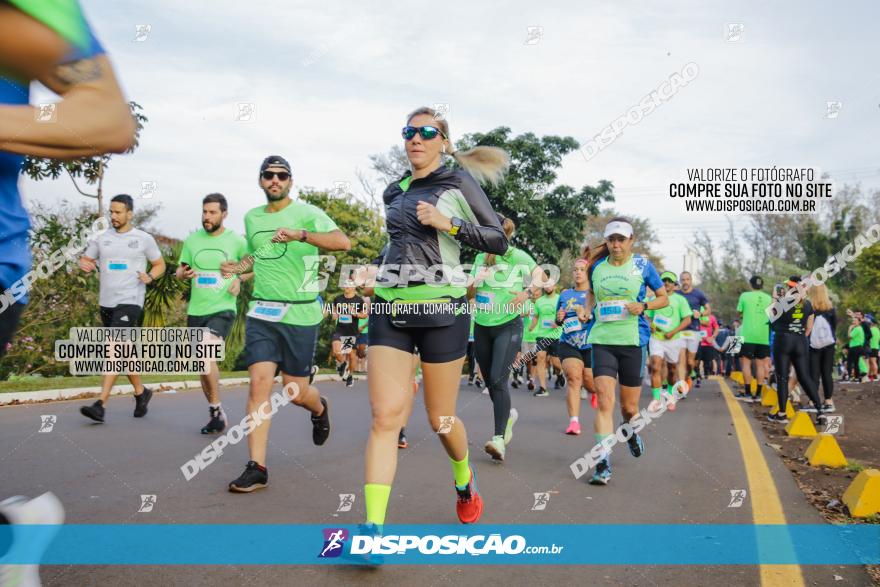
[585,218,668,486]
[555,257,596,436]
[0,0,134,357]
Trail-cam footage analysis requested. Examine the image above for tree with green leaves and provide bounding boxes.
[22,101,147,214]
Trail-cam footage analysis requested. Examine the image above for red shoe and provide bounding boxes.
[455,465,483,524]
[590,392,598,409]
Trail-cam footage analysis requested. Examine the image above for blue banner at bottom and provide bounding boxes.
[1,524,878,565]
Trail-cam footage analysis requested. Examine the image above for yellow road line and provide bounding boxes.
[715,376,804,587]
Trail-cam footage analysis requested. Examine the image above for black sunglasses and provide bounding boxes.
[401,125,447,141]
[261,171,290,181]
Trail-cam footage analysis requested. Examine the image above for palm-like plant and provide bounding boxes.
[143,241,188,327]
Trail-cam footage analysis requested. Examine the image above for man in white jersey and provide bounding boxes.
[78,194,165,423]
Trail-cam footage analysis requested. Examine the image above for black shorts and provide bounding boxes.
[697,345,719,362]
[187,311,235,339]
[558,342,592,367]
[739,342,770,359]
[536,337,559,357]
[244,318,318,377]
[591,344,646,387]
[100,304,143,327]
[367,296,469,363]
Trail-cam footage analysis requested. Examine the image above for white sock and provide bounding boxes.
[570,416,579,423]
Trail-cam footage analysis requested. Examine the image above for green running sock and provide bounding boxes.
[364,483,392,526]
[450,451,471,489]
[652,387,662,401]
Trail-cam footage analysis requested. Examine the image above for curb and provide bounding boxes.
[0,374,336,406]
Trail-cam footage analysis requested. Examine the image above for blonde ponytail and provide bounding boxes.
[406,106,510,186]
[485,217,515,266]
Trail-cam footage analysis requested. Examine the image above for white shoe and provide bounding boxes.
[580,388,588,400]
[0,492,65,587]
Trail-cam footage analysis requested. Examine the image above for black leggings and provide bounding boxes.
[466,341,477,377]
[474,317,522,437]
[809,346,835,402]
[773,333,820,410]
[846,347,863,379]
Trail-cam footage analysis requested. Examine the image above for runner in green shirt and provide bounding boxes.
[220,155,351,494]
[532,286,563,396]
[645,271,692,412]
[469,216,544,461]
[735,276,773,399]
[177,194,250,434]
[868,317,879,382]
[583,218,668,486]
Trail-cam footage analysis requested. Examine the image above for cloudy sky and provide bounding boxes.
[23,0,880,274]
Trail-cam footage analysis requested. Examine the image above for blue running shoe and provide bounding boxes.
[589,457,612,485]
[627,433,645,458]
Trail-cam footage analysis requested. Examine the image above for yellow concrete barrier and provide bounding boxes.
[842,469,880,518]
[784,412,817,438]
[804,433,847,468]
[730,371,744,385]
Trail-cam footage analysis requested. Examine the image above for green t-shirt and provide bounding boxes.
[471,248,538,327]
[871,326,880,350]
[244,200,339,326]
[587,255,663,347]
[849,325,865,348]
[358,316,369,335]
[522,300,539,343]
[736,290,773,345]
[178,229,249,316]
[532,293,561,339]
[645,292,691,340]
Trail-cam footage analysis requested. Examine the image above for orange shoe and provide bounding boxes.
[455,465,483,524]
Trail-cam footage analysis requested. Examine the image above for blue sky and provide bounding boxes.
[23,0,880,275]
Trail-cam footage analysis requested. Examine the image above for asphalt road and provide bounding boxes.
[0,375,872,586]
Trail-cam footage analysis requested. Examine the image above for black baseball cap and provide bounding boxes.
[749,275,763,289]
[260,155,291,174]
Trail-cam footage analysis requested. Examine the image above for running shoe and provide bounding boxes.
[311,397,330,445]
[695,377,701,389]
[0,492,65,587]
[565,420,581,435]
[589,457,612,485]
[627,433,645,458]
[734,391,754,402]
[815,413,828,426]
[455,465,483,524]
[533,387,549,397]
[345,375,354,388]
[510,377,520,389]
[801,405,818,413]
[335,360,347,379]
[503,408,518,445]
[309,365,318,385]
[821,402,836,413]
[482,387,489,395]
[344,523,385,566]
[80,400,105,423]
[474,377,484,389]
[467,375,475,386]
[580,387,588,400]
[398,429,408,449]
[200,406,226,434]
[133,387,153,418]
[555,373,566,389]
[484,435,505,461]
[527,380,535,391]
[767,413,789,424]
[228,461,268,493]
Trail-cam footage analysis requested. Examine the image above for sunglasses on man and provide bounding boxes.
[261,171,290,181]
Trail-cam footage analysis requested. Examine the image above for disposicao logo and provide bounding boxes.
[319,528,349,558]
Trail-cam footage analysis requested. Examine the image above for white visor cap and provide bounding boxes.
[603,221,634,239]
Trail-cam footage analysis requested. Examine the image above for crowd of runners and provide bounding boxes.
[0,1,872,581]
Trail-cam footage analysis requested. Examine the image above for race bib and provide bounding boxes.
[195,272,221,289]
[107,259,130,272]
[475,291,495,312]
[653,314,672,329]
[338,315,353,324]
[563,316,581,333]
[597,300,628,322]
[680,330,696,339]
[541,318,555,330]
[699,330,708,339]
[247,301,289,322]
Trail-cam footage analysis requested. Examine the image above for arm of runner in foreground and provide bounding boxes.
[220,228,350,276]
[0,8,134,158]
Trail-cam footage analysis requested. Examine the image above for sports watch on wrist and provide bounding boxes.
[299,229,308,242]
[448,217,463,237]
